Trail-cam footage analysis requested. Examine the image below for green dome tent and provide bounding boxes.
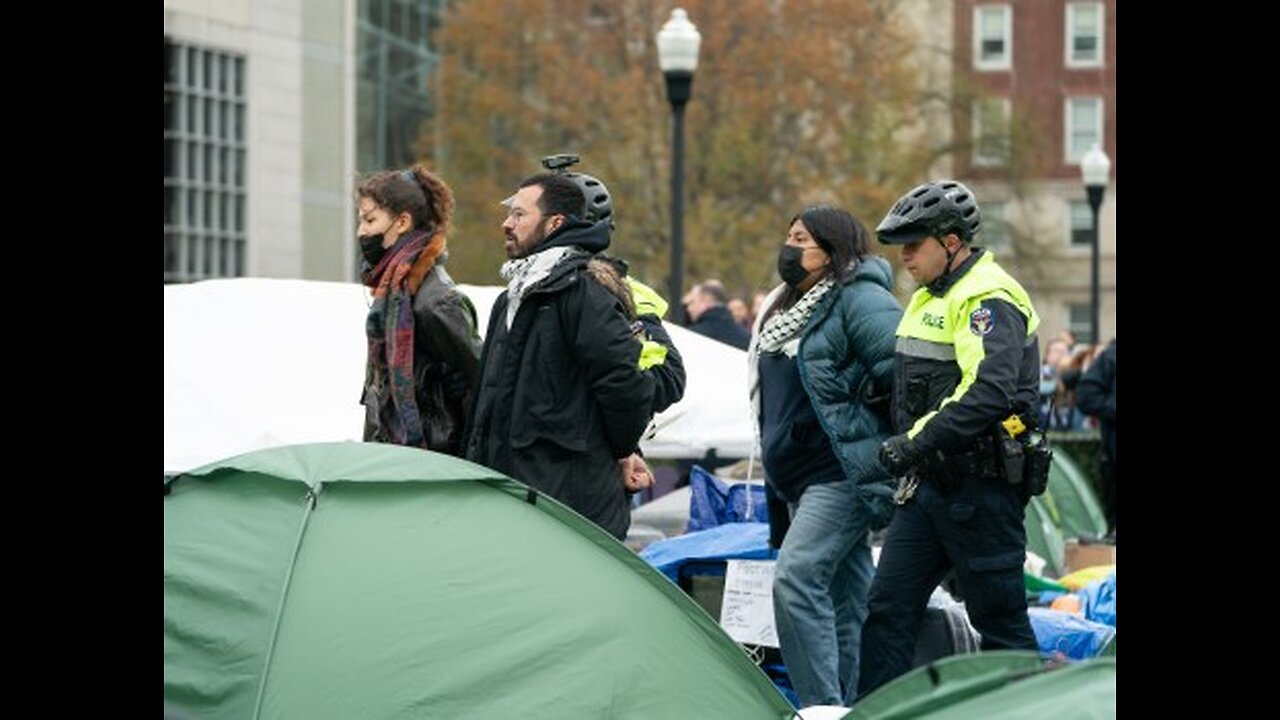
[846,652,1115,719]
[164,443,794,719]
[1042,452,1108,540]
[1023,452,1109,577]
[1024,495,1066,576]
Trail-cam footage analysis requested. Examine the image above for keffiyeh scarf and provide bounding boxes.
[499,245,574,329]
[756,277,835,356]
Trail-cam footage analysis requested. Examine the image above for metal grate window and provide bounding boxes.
[165,39,247,282]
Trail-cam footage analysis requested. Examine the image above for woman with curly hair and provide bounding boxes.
[356,165,480,454]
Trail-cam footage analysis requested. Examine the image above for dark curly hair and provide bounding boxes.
[356,165,454,234]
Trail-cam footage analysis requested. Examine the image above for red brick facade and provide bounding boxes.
[955,0,1116,181]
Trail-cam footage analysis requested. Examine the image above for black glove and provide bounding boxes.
[879,434,920,477]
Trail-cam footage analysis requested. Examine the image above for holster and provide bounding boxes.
[1022,433,1052,497]
[992,414,1051,498]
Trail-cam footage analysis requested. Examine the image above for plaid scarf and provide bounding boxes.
[757,278,834,356]
[363,228,446,446]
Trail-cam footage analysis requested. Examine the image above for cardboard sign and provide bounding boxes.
[720,560,778,647]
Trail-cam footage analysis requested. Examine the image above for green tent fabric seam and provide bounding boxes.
[252,484,316,720]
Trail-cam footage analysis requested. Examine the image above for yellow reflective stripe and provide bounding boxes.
[638,339,668,370]
[907,410,936,439]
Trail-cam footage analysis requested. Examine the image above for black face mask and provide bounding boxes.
[359,232,388,266]
[777,245,811,287]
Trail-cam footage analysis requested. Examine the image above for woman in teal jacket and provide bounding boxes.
[748,205,902,707]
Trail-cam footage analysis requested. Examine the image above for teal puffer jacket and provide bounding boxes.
[750,255,903,527]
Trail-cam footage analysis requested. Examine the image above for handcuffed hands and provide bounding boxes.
[620,453,654,494]
[878,434,920,477]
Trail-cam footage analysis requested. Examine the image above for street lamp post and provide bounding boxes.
[1080,144,1111,345]
[656,8,701,321]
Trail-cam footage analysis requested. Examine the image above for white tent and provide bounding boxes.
[164,278,755,473]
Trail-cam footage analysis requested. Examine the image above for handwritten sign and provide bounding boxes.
[719,560,778,647]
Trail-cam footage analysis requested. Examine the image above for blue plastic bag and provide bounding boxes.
[1080,571,1116,627]
[688,465,767,531]
[1028,607,1116,660]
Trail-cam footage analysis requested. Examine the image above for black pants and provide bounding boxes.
[857,475,1037,699]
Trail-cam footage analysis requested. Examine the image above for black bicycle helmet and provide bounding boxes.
[540,154,614,228]
[877,180,981,245]
[567,171,613,227]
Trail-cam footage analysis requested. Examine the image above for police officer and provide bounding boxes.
[857,180,1041,698]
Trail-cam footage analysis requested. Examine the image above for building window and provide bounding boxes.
[973,5,1012,71]
[1068,303,1094,344]
[1068,200,1093,247]
[357,0,446,171]
[1065,97,1102,164]
[983,201,1010,251]
[164,39,247,283]
[1066,3,1104,68]
[972,98,1011,166]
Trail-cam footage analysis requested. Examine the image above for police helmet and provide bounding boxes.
[877,180,981,245]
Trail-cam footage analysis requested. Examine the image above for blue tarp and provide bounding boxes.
[1028,607,1116,661]
[688,465,768,532]
[1080,572,1116,627]
[639,523,774,581]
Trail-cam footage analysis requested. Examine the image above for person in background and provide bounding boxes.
[752,291,769,324]
[1038,337,1071,429]
[684,279,751,350]
[728,296,753,330]
[1076,337,1116,536]
[1052,343,1096,430]
[357,165,480,455]
[750,205,901,706]
[860,180,1041,698]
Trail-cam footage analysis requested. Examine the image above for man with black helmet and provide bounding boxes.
[857,180,1041,698]
[464,159,680,539]
[543,156,688,495]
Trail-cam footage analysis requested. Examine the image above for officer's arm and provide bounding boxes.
[628,277,687,414]
[908,296,1026,452]
[574,280,657,458]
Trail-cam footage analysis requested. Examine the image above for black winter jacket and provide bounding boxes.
[464,221,656,539]
[1076,339,1116,462]
[362,264,481,455]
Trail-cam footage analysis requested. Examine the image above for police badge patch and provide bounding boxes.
[969,307,994,336]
